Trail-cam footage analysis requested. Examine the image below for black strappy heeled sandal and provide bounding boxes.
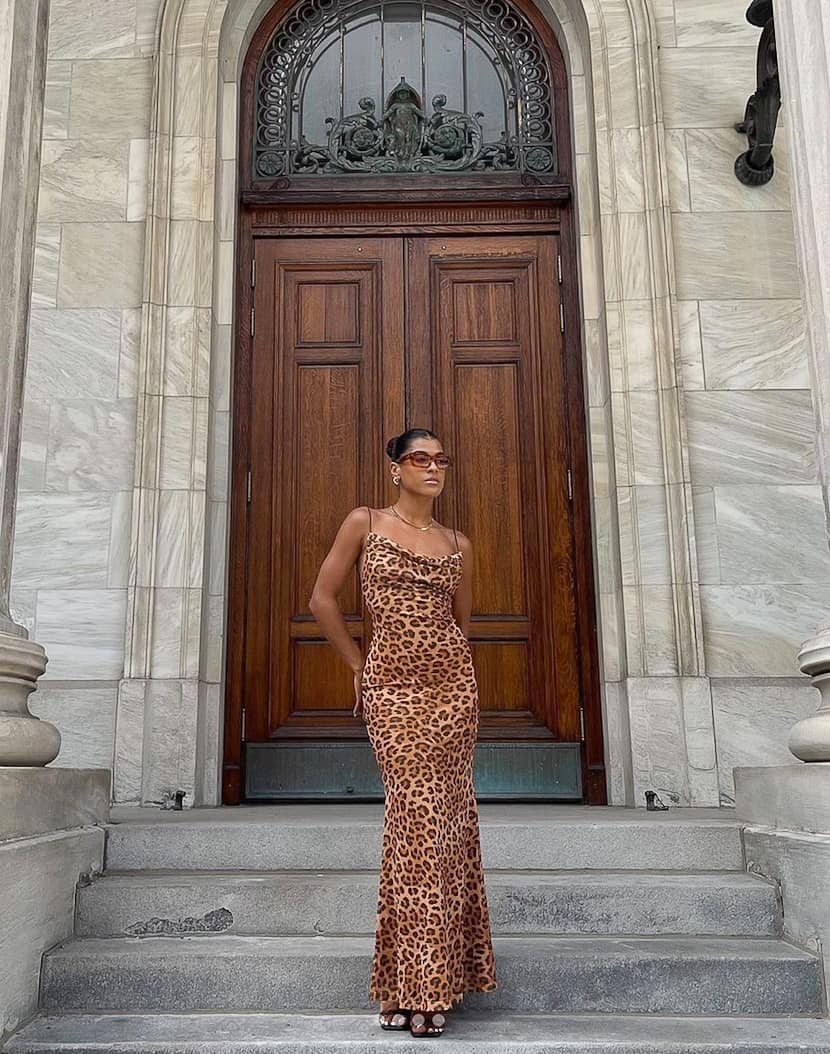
[409,1010,446,1037]
[378,1007,411,1030]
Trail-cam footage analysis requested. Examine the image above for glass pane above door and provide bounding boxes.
[254,0,557,178]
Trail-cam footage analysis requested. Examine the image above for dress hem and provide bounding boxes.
[369,979,498,1013]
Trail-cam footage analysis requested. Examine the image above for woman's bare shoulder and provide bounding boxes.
[435,521,471,550]
[338,506,372,536]
[454,529,472,554]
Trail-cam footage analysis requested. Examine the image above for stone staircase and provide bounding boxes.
[6,805,830,1052]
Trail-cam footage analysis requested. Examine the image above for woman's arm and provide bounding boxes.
[308,507,369,673]
[452,532,474,639]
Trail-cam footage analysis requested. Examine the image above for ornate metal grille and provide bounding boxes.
[254,0,557,178]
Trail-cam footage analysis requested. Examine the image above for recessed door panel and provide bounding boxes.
[238,232,592,798]
[245,238,404,741]
[408,236,579,741]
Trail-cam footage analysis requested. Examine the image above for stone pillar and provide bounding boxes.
[774,2,830,761]
[0,0,59,765]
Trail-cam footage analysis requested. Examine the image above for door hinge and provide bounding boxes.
[579,707,585,741]
[246,468,252,504]
[559,302,565,333]
[241,707,246,741]
[251,256,256,288]
[250,306,255,337]
[567,467,573,501]
[557,252,563,284]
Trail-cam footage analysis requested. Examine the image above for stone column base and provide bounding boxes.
[793,621,830,761]
[0,631,59,766]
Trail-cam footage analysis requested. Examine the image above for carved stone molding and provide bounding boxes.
[125,0,706,805]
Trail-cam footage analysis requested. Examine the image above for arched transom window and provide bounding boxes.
[254,0,557,179]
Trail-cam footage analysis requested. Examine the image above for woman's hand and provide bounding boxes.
[353,664,364,719]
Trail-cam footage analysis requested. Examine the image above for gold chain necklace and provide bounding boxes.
[389,504,434,531]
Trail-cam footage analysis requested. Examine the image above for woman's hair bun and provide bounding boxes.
[386,427,439,463]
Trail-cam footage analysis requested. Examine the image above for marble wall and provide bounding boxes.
[8,0,830,805]
[9,1,158,773]
[658,2,830,801]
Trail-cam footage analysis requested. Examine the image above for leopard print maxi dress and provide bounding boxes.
[358,506,498,1012]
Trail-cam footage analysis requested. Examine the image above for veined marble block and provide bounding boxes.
[58,223,145,309]
[35,589,127,679]
[127,139,149,221]
[18,397,50,492]
[677,300,704,388]
[45,398,136,491]
[601,681,634,806]
[31,224,61,307]
[686,391,816,485]
[47,0,137,58]
[714,682,821,801]
[29,685,118,769]
[699,301,808,390]
[68,58,152,138]
[39,140,129,222]
[712,485,830,585]
[141,679,198,803]
[26,309,122,399]
[685,129,792,212]
[691,487,720,585]
[12,493,114,589]
[665,129,691,212]
[660,47,756,128]
[674,0,760,47]
[43,61,71,140]
[701,584,830,677]
[627,677,719,807]
[674,213,799,300]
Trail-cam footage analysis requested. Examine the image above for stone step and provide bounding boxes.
[76,870,779,938]
[104,807,744,872]
[39,935,822,1015]
[9,1012,830,1053]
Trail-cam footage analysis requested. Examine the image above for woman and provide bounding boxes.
[308,428,497,1038]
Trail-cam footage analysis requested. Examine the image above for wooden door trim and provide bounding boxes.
[223,205,252,805]
[241,183,571,208]
[223,213,607,805]
[559,205,605,804]
[225,0,602,807]
[245,200,564,234]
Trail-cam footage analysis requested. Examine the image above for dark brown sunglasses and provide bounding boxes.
[398,451,453,470]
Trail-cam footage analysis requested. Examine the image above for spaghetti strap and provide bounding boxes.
[366,506,373,532]
[453,525,459,551]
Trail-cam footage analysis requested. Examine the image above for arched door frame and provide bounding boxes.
[116,0,711,810]
[222,0,605,804]
[238,0,573,195]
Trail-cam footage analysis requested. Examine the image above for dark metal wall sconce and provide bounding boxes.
[734,0,780,186]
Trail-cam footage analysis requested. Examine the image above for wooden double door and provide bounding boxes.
[231,228,601,802]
